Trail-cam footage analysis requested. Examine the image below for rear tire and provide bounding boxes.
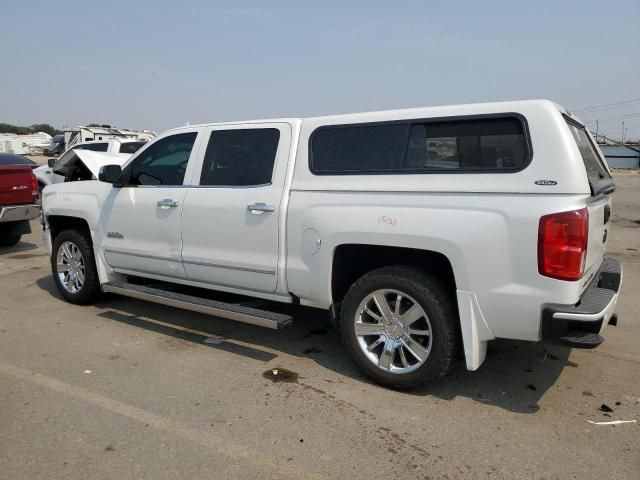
[51,228,102,304]
[340,266,458,389]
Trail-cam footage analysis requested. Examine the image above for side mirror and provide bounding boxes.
[47,158,56,168]
[98,164,123,185]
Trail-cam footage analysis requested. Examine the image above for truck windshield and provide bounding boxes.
[565,119,611,181]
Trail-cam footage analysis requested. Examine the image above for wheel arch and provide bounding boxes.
[47,215,91,243]
[330,244,457,306]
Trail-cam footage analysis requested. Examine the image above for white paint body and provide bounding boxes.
[41,100,615,370]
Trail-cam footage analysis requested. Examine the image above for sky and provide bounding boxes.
[2,1,639,140]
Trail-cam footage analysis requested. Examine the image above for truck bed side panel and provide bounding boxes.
[286,190,589,341]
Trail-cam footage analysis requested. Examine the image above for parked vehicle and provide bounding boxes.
[0,153,38,169]
[44,134,65,156]
[64,126,155,150]
[40,100,622,389]
[0,153,40,246]
[35,139,143,189]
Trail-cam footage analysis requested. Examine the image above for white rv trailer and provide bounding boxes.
[64,126,155,150]
[0,132,52,155]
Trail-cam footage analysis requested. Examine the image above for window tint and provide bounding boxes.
[118,141,145,154]
[75,143,108,152]
[565,120,610,181]
[0,153,36,166]
[310,124,407,173]
[200,129,280,186]
[310,116,529,174]
[127,132,197,186]
[405,118,526,170]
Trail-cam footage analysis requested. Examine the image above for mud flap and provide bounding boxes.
[456,290,495,370]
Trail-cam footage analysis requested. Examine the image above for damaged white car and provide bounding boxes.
[35,150,130,189]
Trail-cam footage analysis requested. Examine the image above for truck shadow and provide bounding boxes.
[0,241,39,255]
[36,275,572,414]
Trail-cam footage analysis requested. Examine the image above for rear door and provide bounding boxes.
[565,118,614,287]
[181,123,291,293]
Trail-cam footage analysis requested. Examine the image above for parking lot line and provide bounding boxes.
[0,361,325,480]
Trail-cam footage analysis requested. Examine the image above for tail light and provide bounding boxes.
[29,171,39,203]
[538,208,588,281]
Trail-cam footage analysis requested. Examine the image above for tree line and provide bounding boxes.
[0,123,63,137]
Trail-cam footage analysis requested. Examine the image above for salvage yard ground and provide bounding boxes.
[0,169,638,479]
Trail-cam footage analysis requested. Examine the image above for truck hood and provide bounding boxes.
[57,151,131,179]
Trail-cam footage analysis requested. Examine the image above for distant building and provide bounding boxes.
[599,143,640,169]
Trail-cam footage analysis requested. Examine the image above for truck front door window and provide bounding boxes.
[127,133,197,186]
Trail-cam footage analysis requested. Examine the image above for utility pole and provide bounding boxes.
[621,121,625,143]
[595,120,599,142]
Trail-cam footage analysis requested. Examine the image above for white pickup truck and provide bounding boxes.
[41,100,622,389]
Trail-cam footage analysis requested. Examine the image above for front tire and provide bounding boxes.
[340,266,458,389]
[51,228,101,304]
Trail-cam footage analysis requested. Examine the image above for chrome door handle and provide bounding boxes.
[247,203,275,214]
[157,199,179,208]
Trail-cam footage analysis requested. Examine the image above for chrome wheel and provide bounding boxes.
[354,289,432,374]
[56,241,85,294]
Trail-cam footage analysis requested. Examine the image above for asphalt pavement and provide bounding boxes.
[1,171,638,479]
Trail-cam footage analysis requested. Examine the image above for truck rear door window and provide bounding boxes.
[200,128,280,186]
[310,116,529,174]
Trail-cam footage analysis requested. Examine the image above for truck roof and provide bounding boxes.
[164,99,574,133]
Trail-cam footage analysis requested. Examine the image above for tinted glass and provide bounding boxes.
[565,120,610,181]
[405,118,526,170]
[119,141,146,154]
[75,143,108,152]
[200,129,280,186]
[127,132,197,186]
[0,153,36,166]
[310,116,528,174]
[310,124,408,173]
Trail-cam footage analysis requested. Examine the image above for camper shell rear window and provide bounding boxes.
[309,114,532,175]
[564,117,613,196]
[564,117,611,181]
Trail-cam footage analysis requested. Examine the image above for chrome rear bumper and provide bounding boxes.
[0,204,40,223]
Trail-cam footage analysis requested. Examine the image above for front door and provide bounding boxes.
[100,131,200,279]
[181,123,291,293]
